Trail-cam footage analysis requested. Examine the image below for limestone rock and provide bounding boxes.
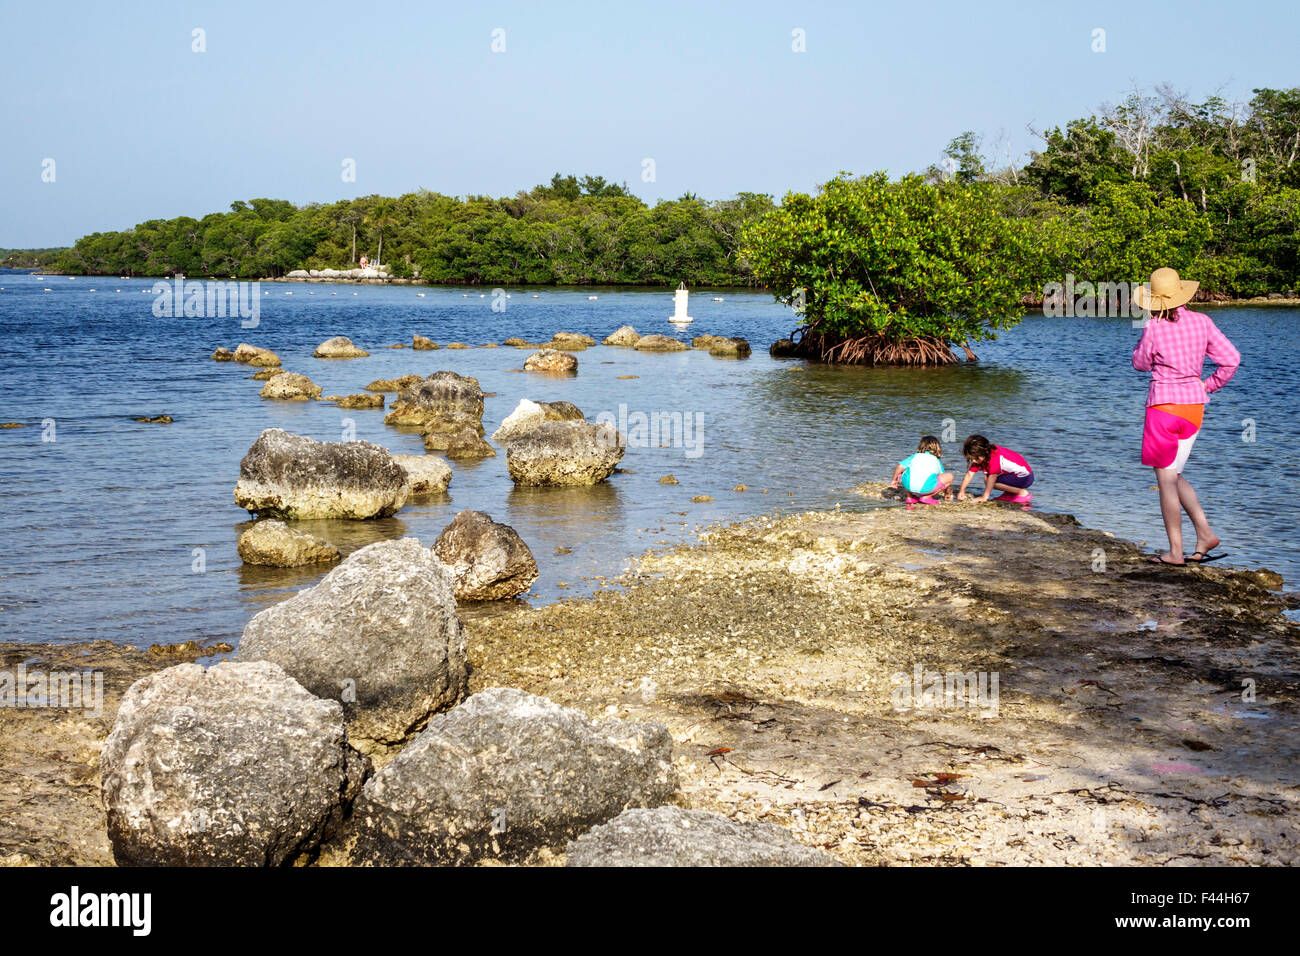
[602,325,641,347]
[523,349,578,374]
[237,538,468,754]
[259,372,321,401]
[233,342,281,367]
[548,331,596,350]
[350,688,677,865]
[101,661,367,866]
[633,334,687,352]
[709,337,751,358]
[334,393,385,409]
[433,510,538,601]
[565,807,842,867]
[394,454,452,496]
[365,374,422,392]
[211,347,235,361]
[492,398,585,442]
[504,420,624,486]
[237,519,341,567]
[384,371,485,433]
[412,335,439,350]
[313,336,369,359]
[234,428,408,519]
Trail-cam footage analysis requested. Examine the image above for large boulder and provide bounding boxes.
[565,807,842,867]
[237,519,340,567]
[350,688,677,865]
[548,331,596,350]
[633,334,687,352]
[234,428,408,519]
[491,398,585,442]
[412,335,439,351]
[237,538,468,754]
[505,420,624,486]
[433,510,538,601]
[383,371,485,436]
[100,661,368,867]
[232,342,281,367]
[259,372,321,401]
[313,336,369,359]
[365,374,423,393]
[691,334,728,349]
[602,325,640,347]
[523,349,578,374]
[393,454,452,496]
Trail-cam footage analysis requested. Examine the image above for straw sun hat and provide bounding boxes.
[1134,267,1199,311]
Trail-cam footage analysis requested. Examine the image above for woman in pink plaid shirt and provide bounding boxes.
[1132,268,1240,566]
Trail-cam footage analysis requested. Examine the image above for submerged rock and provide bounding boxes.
[394,454,452,496]
[709,337,751,358]
[602,325,641,347]
[211,347,235,361]
[426,425,496,458]
[523,349,578,374]
[548,331,596,350]
[769,338,798,357]
[492,398,586,442]
[633,334,687,352]
[350,687,677,865]
[234,428,408,519]
[332,393,385,409]
[237,519,341,567]
[251,367,284,380]
[365,374,422,393]
[101,661,367,867]
[504,420,624,486]
[133,415,173,424]
[691,334,728,349]
[384,370,485,433]
[237,538,468,754]
[313,336,369,359]
[412,335,439,350]
[259,372,322,401]
[565,807,841,867]
[233,342,282,367]
[433,510,538,601]
[502,337,532,347]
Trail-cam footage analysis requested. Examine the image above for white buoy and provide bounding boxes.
[587,295,598,300]
[669,282,693,324]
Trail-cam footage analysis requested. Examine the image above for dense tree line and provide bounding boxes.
[52,174,775,285]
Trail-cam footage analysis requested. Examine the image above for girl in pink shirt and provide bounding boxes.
[956,434,1035,505]
[1132,268,1240,566]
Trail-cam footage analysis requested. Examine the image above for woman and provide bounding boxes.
[1132,267,1240,565]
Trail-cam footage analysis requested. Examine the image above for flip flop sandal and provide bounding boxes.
[1148,555,1187,566]
[1187,551,1227,564]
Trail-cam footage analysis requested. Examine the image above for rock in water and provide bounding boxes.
[234,428,408,519]
[709,337,751,358]
[258,372,322,401]
[565,807,842,867]
[365,374,423,393]
[548,331,596,350]
[427,425,496,458]
[433,510,538,601]
[602,325,640,347]
[350,687,677,865]
[232,342,282,367]
[492,398,586,442]
[210,347,235,361]
[502,337,532,347]
[504,420,624,486]
[523,349,578,374]
[237,519,341,567]
[100,661,368,867]
[333,393,385,409]
[690,334,728,349]
[251,367,284,380]
[237,538,468,754]
[393,454,452,496]
[383,371,485,434]
[633,334,687,352]
[412,335,439,350]
[313,336,369,358]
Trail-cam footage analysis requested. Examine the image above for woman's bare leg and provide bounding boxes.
[1176,475,1220,556]
[1154,467,1185,562]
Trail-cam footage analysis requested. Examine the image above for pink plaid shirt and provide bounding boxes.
[1132,306,1240,406]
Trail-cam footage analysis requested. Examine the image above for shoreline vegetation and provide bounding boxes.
[2,501,1296,866]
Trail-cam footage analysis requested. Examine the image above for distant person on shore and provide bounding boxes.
[1132,267,1240,566]
[890,435,953,506]
[957,435,1035,504]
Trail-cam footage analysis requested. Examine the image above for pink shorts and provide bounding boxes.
[1141,404,1203,473]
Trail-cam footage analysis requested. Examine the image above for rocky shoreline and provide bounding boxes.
[2,501,1295,866]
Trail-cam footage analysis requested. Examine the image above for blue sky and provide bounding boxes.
[2,0,1296,247]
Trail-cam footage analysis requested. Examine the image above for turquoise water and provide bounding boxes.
[0,271,1294,647]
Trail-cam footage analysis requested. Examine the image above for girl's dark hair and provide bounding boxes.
[918,435,942,456]
[962,434,992,460]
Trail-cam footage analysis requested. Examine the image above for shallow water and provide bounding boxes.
[0,272,1294,647]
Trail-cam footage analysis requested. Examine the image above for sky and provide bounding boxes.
[2,0,1297,247]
